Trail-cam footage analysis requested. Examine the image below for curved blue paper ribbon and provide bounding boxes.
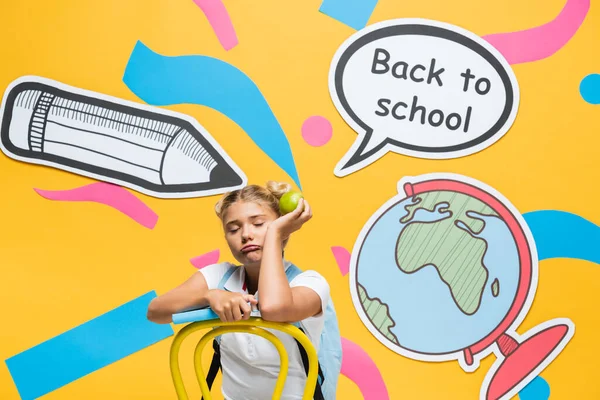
[123,41,301,189]
[523,210,600,264]
[518,210,598,399]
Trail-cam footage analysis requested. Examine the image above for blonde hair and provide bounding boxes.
[215,181,292,221]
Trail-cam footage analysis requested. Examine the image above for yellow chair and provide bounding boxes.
[170,317,319,400]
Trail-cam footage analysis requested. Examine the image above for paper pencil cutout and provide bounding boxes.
[0,76,247,199]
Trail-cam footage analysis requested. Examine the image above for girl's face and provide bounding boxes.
[222,200,278,266]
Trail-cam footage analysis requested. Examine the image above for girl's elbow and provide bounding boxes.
[146,300,170,324]
[259,303,288,322]
[146,306,160,323]
[146,309,159,323]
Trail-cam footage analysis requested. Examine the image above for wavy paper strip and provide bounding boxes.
[123,41,302,189]
[483,0,589,64]
[192,0,238,50]
[34,182,158,229]
[523,210,599,264]
[341,337,390,399]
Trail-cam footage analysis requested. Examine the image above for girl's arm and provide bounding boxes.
[147,273,258,324]
[258,199,322,323]
[147,273,211,324]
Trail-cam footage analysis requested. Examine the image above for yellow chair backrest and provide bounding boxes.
[169,317,319,400]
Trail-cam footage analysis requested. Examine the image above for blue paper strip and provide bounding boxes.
[123,41,302,189]
[523,210,600,263]
[319,0,379,30]
[172,307,261,324]
[173,308,219,324]
[5,291,173,400]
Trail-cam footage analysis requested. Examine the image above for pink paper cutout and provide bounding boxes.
[192,0,238,51]
[341,337,390,400]
[34,182,158,229]
[486,323,570,399]
[331,246,351,276]
[190,249,220,269]
[483,0,590,64]
[302,116,333,147]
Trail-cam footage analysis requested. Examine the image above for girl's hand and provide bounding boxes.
[207,290,258,322]
[268,198,312,241]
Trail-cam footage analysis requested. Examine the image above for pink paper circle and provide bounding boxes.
[302,116,332,147]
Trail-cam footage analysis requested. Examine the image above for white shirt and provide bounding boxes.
[199,261,330,400]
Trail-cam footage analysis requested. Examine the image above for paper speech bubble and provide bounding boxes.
[329,19,520,177]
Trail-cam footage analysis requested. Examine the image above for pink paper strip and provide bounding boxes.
[483,0,590,64]
[190,249,220,269]
[34,182,158,229]
[341,337,390,399]
[331,246,351,276]
[192,0,238,51]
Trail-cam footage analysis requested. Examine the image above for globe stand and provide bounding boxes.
[483,320,573,400]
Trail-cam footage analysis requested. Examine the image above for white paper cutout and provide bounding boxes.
[349,173,574,400]
[0,76,247,198]
[329,19,520,177]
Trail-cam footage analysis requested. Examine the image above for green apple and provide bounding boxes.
[279,190,304,215]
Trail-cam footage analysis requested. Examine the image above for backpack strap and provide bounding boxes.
[295,327,325,400]
[217,265,237,291]
[286,263,325,400]
[202,340,222,400]
[285,262,303,281]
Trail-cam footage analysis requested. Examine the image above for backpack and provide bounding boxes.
[203,263,342,400]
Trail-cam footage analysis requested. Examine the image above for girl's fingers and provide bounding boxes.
[216,311,227,322]
[239,298,251,312]
[291,198,305,218]
[232,303,243,321]
[302,201,311,220]
[223,306,234,323]
[240,301,251,320]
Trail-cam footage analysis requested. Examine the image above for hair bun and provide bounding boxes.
[265,180,292,200]
[214,192,229,217]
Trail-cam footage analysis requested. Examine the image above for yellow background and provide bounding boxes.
[0,0,599,399]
